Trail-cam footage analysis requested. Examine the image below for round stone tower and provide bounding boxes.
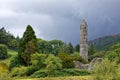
[80,19,88,61]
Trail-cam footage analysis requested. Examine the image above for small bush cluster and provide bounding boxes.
[108,43,120,63]
[31,53,47,69]
[44,54,62,75]
[10,66,39,77]
[9,55,24,69]
[9,52,92,78]
[111,50,120,63]
[70,52,88,64]
[30,69,47,78]
[10,53,63,77]
[10,66,27,77]
[106,51,118,62]
[88,51,107,61]
[0,44,8,59]
[58,53,75,68]
[25,66,39,76]
[0,72,11,80]
[60,69,91,76]
[0,62,8,71]
[30,68,91,78]
[93,59,120,80]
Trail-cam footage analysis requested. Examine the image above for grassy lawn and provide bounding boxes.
[17,76,92,80]
[8,49,18,56]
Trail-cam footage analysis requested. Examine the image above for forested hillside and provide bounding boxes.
[89,33,120,51]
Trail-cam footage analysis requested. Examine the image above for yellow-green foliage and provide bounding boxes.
[0,72,11,80]
[58,53,74,68]
[70,52,88,64]
[0,62,11,80]
[44,54,62,75]
[17,76,92,80]
[0,62,8,72]
[31,53,46,69]
[106,51,118,62]
[93,58,120,80]
[10,66,27,77]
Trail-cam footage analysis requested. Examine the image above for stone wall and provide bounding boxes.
[74,58,103,70]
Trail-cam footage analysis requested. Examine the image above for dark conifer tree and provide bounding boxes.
[88,44,96,56]
[18,25,39,65]
[67,43,74,54]
[74,44,80,52]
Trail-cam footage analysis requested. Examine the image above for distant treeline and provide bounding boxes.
[0,27,80,54]
[0,27,20,50]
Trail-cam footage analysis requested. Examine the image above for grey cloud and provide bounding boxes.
[0,0,120,45]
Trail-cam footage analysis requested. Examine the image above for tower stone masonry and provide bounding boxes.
[80,19,88,61]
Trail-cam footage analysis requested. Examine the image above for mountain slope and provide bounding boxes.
[89,33,120,51]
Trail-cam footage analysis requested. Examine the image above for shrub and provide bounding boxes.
[25,66,39,76]
[0,44,7,59]
[106,51,118,62]
[93,59,120,80]
[0,62,8,72]
[111,48,120,63]
[30,69,47,78]
[88,51,107,61]
[31,53,46,69]
[10,65,39,77]
[0,72,11,80]
[109,43,120,63]
[9,55,24,69]
[30,68,91,78]
[71,53,88,64]
[0,63,10,79]
[74,56,88,64]
[70,52,79,57]
[61,69,91,76]
[58,53,75,68]
[49,69,91,77]
[10,66,27,77]
[31,54,62,77]
[44,54,62,75]
[8,39,19,50]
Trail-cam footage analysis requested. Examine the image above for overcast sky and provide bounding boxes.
[0,0,120,45]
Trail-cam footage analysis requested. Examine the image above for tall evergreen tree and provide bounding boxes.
[0,27,16,49]
[0,27,7,44]
[88,44,96,56]
[74,44,80,52]
[66,43,74,54]
[18,25,39,65]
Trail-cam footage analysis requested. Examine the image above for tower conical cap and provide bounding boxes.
[81,19,87,28]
